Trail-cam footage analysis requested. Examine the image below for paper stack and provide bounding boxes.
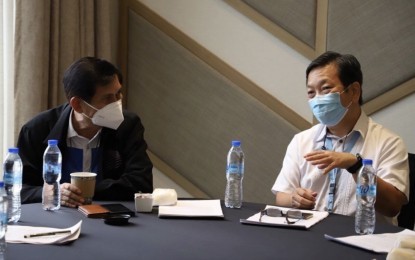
[240,205,329,229]
[325,229,415,254]
[6,220,82,244]
[158,199,224,218]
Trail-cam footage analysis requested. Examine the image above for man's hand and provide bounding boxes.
[291,188,317,209]
[60,183,84,208]
[304,150,357,174]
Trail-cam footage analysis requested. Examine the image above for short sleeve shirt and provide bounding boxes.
[271,112,409,224]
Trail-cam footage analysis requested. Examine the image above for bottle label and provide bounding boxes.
[226,164,243,175]
[43,163,62,185]
[0,212,6,226]
[369,185,376,197]
[356,184,376,196]
[3,173,13,185]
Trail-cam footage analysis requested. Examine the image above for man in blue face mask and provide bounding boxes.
[17,57,153,206]
[272,51,409,224]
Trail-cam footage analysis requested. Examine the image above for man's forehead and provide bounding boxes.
[307,64,339,87]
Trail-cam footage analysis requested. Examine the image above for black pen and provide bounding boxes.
[24,230,71,238]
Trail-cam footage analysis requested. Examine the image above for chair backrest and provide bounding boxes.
[398,153,415,229]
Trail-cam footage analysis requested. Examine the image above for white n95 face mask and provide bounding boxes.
[82,100,124,130]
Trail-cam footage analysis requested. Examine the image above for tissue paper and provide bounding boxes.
[152,189,177,206]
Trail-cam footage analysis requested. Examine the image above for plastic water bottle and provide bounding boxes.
[42,140,62,211]
[0,182,8,253]
[3,147,23,223]
[355,159,377,235]
[225,140,244,208]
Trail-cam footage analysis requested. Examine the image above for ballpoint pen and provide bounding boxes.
[24,230,71,238]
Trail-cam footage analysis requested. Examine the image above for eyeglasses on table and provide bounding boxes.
[259,208,313,224]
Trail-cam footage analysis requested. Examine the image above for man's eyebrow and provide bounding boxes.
[307,78,329,88]
[102,92,118,99]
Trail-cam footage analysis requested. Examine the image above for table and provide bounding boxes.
[5,201,402,259]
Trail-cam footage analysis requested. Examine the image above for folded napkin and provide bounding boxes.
[152,188,177,206]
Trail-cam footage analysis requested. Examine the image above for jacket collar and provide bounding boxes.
[44,104,72,146]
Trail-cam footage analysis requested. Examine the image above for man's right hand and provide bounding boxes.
[291,188,317,209]
[60,183,85,208]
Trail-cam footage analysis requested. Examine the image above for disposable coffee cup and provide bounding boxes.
[134,193,153,212]
[70,172,97,205]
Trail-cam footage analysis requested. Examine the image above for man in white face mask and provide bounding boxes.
[18,57,153,206]
[271,51,409,225]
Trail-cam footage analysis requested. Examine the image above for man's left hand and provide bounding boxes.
[304,150,357,174]
[60,183,85,208]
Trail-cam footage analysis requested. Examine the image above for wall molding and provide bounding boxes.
[225,0,415,115]
[363,77,415,115]
[148,151,210,199]
[119,0,312,131]
[118,0,311,198]
[118,0,415,197]
[225,0,328,60]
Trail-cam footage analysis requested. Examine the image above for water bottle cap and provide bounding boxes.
[48,139,58,146]
[231,140,241,147]
[8,147,19,153]
[362,159,373,165]
[0,182,4,188]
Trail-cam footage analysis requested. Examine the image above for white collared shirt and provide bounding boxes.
[67,110,101,172]
[272,111,409,224]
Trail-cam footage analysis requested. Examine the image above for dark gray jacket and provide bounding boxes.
[17,104,153,203]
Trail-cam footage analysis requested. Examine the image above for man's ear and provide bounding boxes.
[69,97,83,113]
[350,82,361,103]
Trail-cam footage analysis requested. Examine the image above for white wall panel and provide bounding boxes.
[371,93,415,154]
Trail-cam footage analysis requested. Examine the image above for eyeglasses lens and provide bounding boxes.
[259,208,302,224]
[285,210,302,224]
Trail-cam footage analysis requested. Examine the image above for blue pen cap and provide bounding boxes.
[231,140,241,147]
[8,147,19,154]
[48,139,58,146]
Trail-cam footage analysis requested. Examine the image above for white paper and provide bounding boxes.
[325,229,415,253]
[158,200,224,218]
[6,220,82,244]
[242,205,329,229]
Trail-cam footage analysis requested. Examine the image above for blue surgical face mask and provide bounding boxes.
[308,90,351,126]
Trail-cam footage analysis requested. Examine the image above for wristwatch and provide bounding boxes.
[347,153,362,174]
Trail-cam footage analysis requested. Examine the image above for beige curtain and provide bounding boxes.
[14,0,119,141]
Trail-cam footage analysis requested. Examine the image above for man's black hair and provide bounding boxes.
[63,57,123,102]
[306,51,363,105]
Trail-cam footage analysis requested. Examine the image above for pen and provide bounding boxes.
[24,230,71,238]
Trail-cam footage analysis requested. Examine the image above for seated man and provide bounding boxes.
[272,51,409,224]
[18,57,153,207]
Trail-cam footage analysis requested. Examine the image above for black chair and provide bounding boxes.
[398,153,415,229]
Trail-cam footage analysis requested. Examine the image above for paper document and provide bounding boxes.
[6,220,82,244]
[158,200,224,218]
[325,229,415,253]
[240,205,329,229]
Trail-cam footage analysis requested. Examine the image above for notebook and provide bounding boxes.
[78,203,135,218]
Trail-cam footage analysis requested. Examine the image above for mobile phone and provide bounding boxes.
[102,203,136,217]
[302,212,313,220]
